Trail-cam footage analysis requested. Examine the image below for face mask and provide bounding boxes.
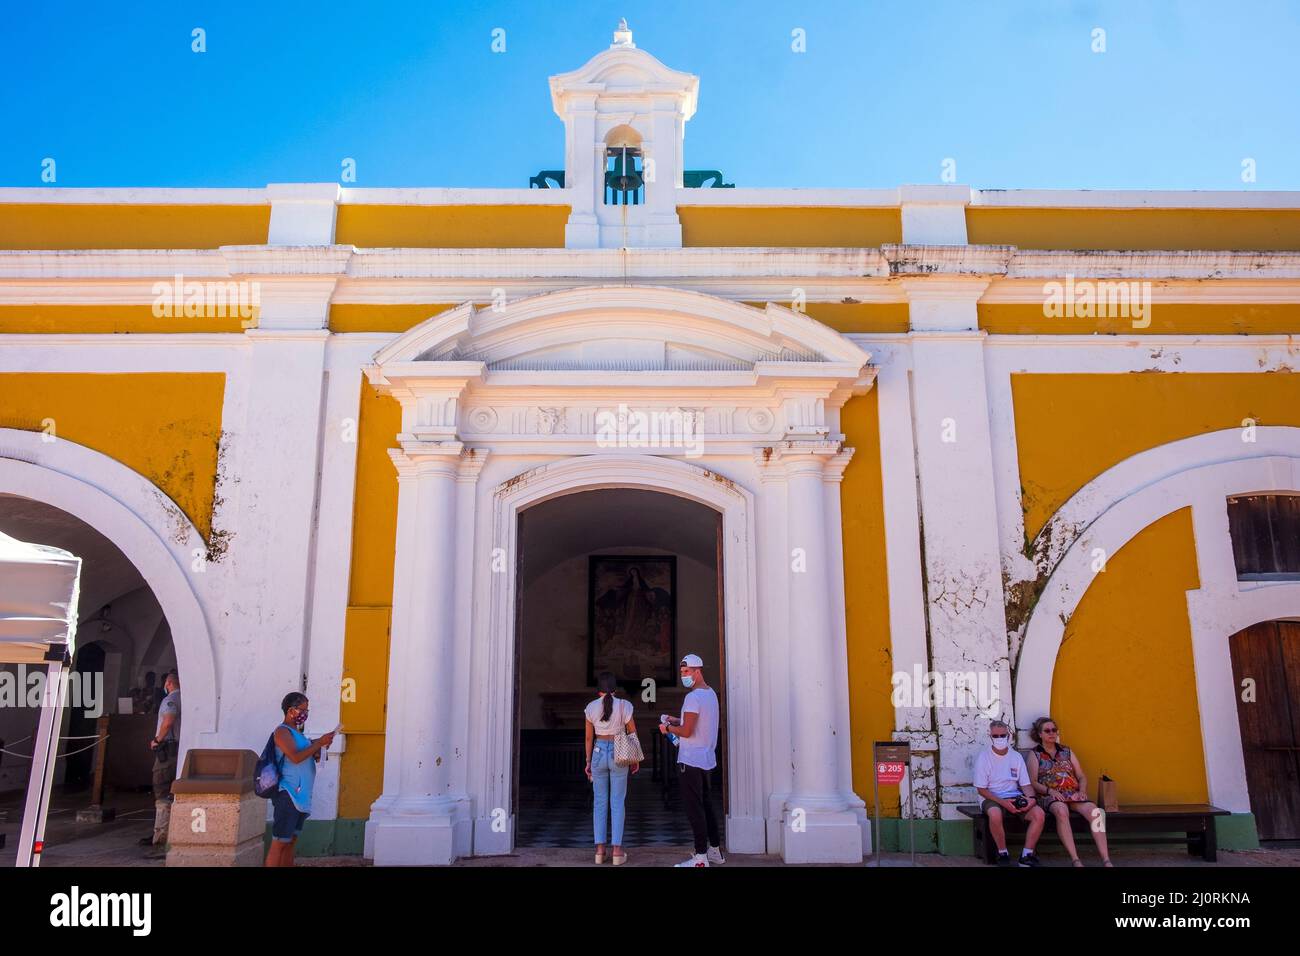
[681,675,695,689]
[292,708,308,728]
[991,736,1009,751]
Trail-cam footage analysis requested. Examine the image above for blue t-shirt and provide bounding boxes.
[276,723,315,813]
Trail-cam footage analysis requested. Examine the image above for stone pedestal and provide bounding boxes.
[165,749,265,867]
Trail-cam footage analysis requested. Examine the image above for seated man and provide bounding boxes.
[973,719,1045,867]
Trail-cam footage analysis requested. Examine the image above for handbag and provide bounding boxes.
[613,701,644,767]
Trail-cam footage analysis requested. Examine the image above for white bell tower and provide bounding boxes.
[549,20,698,248]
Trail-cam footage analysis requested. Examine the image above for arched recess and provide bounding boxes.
[473,453,764,852]
[1015,426,1300,810]
[0,428,218,744]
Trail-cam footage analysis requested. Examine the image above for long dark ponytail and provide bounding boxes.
[597,671,618,722]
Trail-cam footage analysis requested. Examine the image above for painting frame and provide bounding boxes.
[587,554,677,687]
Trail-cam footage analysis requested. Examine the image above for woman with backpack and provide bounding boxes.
[583,671,641,865]
[264,692,335,867]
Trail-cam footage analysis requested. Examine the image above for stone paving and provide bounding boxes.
[6,789,1298,867]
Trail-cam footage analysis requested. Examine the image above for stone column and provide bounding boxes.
[777,441,864,863]
[371,442,466,865]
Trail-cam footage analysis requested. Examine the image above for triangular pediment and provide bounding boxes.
[370,286,870,377]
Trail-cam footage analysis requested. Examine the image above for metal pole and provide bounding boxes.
[17,658,67,867]
[872,747,880,867]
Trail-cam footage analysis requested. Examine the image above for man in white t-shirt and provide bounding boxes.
[973,719,1046,867]
[659,653,724,867]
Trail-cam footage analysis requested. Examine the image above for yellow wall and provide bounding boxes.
[329,303,458,333]
[1011,373,1300,806]
[335,204,568,248]
[745,301,909,334]
[840,389,898,811]
[0,204,269,250]
[0,373,225,538]
[336,379,402,818]
[981,302,1300,336]
[967,207,1300,252]
[1050,508,1207,803]
[0,305,246,334]
[679,207,902,247]
[1013,372,1300,540]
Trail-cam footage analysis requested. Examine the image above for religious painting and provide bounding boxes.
[588,555,676,686]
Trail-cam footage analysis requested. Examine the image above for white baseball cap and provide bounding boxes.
[679,653,704,668]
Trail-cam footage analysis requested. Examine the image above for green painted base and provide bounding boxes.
[1215,813,1260,850]
[873,817,939,853]
[263,818,367,857]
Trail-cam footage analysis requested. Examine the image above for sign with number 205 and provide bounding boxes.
[876,761,905,785]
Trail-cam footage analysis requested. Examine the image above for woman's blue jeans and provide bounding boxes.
[591,740,629,846]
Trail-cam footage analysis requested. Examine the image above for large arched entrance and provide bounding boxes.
[363,285,873,865]
[513,488,726,848]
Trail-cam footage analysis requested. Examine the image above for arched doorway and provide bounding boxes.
[0,493,179,853]
[1228,619,1300,840]
[513,488,726,848]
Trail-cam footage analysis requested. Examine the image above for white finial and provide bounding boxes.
[612,18,634,48]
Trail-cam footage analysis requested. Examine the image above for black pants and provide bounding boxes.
[677,763,720,854]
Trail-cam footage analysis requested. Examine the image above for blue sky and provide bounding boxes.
[2,1,1297,190]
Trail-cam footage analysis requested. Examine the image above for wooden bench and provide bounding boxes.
[956,803,1230,862]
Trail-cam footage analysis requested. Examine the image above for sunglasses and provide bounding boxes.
[1041,728,1058,734]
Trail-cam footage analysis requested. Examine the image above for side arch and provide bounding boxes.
[0,428,219,743]
[1015,429,1300,809]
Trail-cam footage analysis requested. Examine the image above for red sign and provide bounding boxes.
[876,761,906,785]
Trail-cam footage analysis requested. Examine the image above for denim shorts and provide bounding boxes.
[271,788,310,842]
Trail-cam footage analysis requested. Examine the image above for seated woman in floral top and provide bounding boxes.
[1026,716,1113,867]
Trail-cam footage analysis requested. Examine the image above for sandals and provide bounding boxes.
[612,852,627,866]
[1071,858,1084,867]
[594,850,606,864]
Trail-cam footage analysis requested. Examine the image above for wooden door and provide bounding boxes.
[1229,621,1300,839]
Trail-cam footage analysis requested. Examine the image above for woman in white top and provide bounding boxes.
[584,671,640,865]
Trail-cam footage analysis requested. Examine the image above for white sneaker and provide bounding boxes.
[706,845,726,865]
[673,854,709,868]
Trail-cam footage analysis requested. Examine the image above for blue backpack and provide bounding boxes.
[253,726,286,798]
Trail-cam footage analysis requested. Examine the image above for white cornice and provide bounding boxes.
[343,247,889,279]
[219,244,354,275]
[4,247,1300,310]
[970,189,1300,209]
[883,244,1014,277]
[674,188,900,207]
[5,185,1300,211]
[338,188,570,205]
[0,188,268,204]
[1006,249,1300,279]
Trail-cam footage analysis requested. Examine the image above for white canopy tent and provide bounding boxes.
[0,530,82,867]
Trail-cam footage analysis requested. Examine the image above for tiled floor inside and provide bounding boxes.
[516,770,725,848]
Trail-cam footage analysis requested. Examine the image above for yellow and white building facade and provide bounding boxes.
[2,28,1298,863]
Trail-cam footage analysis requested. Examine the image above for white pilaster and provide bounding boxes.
[774,441,865,863]
[371,442,470,865]
[903,277,1015,818]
